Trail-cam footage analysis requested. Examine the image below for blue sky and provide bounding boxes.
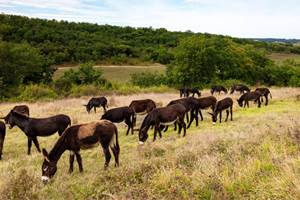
[0,0,299,38]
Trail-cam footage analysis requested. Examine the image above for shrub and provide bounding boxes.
[18,84,58,101]
[130,71,166,87]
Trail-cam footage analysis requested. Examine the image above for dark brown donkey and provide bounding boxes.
[0,121,6,160]
[129,99,156,126]
[208,97,233,124]
[138,104,187,143]
[101,106,135,135]
[211,85,228,95]
[230,84,250,94]
[41,120,119,183]
[187,96,217,128]
[84,97,108,113]
[2,111,71,155]
[237,91,262,108]
[255,88,272,106]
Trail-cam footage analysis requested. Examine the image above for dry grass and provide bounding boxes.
[0,87,300,199]
[53,65,166,83]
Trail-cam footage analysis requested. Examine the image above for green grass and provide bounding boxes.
[268,52,300,63]
[1,92,300,199]
[53,65,166,83]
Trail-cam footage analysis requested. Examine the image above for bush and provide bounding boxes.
[18,84,58,101]
[130,72,166,87]
[58,62,108,85]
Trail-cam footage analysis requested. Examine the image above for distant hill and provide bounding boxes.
[251,38,300,44]
[1,14,300,65]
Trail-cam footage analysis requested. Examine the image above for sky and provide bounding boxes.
[0,0,299,39]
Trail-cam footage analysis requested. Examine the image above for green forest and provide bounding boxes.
[0,14,300,100]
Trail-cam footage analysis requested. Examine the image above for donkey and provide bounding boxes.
[41,120,119,183]
[2,111,71,155]
[187,96,217,128]
[237,91,262,108]
[129,99,156,126]
[255,88,272,106]
[179,88,201,97]
[208,97,233,124]
[138,104,187,143]
[211,85,228,95]
[101,106,135,135]
[84,97,108,113]
[230,84,250,94]
[0,121,5,160]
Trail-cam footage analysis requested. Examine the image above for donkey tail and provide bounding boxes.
[269,91,272,99]
[110,126,120,152]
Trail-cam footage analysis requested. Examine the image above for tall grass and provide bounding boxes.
[0,88,300,199]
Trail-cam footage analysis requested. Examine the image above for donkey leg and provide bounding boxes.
[75,151,83,172]
[225,110,229,122]
[199,110,203,121]
[258,99,261,108]
[153,125,158,141]
[110,145,119,167]
[125,118,131,135]
[32,137,41,153]
[187,111,194,129]
[103,105,107,113]
[265,95,268,106]
[163,125,169,132]
[174,122,177,131]
[219,111,222,123]
[185,112,189,123]
[0,133,5,160]
[178,122,182,134]
[69,151,75,173]
[230,107,233,121]
[27,137,32,155]
[182,121,187,137]
[157,126,163,138]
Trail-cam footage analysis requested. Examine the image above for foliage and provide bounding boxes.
[168,35,300,86]
[18,84,58,101]
[0,41,54,95]
[57,62,108,86]
[130,72,166,87]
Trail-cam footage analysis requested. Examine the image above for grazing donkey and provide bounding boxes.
[179,88,201,98]
[41,120,119,183]
[101,106,135,135]
[2,111,71,155]
[237,91,262,108]
[211,85,228,95]
[84,97,108,113]
[129,99,156,126]
[187,96,217,128]
[138,104,187,143]
[0,121,5,160]
[230,84,250,94]
[208,97,233,124]
[255,88,272,106]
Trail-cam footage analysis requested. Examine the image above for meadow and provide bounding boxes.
[53,64,166,83]
[0,87,300,199]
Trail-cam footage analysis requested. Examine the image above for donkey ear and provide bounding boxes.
[42,148,50,162]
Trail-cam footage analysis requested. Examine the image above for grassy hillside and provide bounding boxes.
[0,88,300,199]
[53,65,166,83]
[268,53,300,63]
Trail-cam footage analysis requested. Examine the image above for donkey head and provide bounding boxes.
[41,149,57,184]
[237,99,243,107]
[138,127,148,144]
[208,112,217,125]
[83,104,92,113]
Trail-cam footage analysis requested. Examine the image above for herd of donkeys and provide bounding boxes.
[0,84,271,183]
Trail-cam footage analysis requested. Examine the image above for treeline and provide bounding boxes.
[1,14,300,66]
[1,14,300,101]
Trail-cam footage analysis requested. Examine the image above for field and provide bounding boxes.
[267,53,300,63]
[0,88,300,199]
[53,65,166,83]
